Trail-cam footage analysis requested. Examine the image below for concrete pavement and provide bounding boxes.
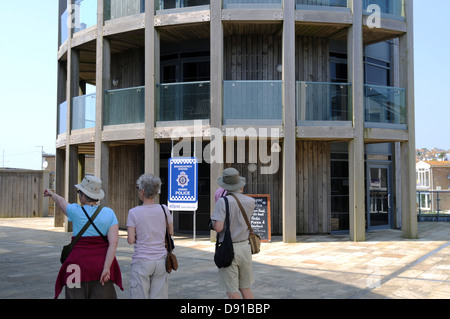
[0,217,449,299]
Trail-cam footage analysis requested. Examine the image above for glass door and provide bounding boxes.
[367,164,392,230]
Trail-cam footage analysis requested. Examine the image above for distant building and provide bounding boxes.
[416,161,450,213]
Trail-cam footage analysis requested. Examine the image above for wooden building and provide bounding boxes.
[55,0,417,242]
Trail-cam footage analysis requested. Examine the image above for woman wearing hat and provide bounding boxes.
[210,168,256,299]
[44,175,123,299]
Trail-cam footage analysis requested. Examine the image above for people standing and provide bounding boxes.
[45,175,123,299]
[127,174,174,299]
[210,168,256,299]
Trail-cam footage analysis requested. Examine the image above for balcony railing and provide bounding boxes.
[296,0,348,10]
[74,0,98,33]
[104,86,145,126]
[58,101,67,135]
[156,0,209,13]
[296,82,352,124]
[364,85,406,127]
[156,81,210,122]
[363,0,404,18]
[72,93,96,130]
[223,81,282,125]
[223,0,282,9]
[105,0,145,21]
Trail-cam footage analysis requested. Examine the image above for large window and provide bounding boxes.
[416,168,430,189]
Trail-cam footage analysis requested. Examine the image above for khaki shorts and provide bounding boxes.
[219,241,254,293]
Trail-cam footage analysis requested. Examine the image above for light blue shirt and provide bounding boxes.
[67,204,118,237]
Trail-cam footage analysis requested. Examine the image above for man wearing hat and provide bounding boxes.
[44,175,123,299]
[210,168,256,299]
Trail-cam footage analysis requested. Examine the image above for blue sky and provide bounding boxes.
[0,1,449,170]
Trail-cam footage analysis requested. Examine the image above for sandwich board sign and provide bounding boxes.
[168,157,198,211]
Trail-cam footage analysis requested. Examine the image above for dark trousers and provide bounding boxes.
[65,281,117,299]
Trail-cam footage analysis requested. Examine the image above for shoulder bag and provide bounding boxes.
[229,193,261,254]
[161,205,178,273]
[214,196,234,268]
[60,205,103,264]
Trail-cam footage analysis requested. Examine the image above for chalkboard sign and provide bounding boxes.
[248,194,271,242]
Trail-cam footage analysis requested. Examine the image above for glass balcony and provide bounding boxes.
[74,0,98,33]
[104,0,145,21]
[363,0,403,18]
[72,93,96,130]
[156,0,210,13]
[223,0,282,9]
[156,81,210,122]
[296,0,348,10]
[223,81,282,125]
[296,82,352,124]
[60,9,69,45]
[364,85,406,126]
[58,101,67,135]
[104,86,145,125]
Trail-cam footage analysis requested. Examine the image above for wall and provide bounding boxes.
[0,170,44,218]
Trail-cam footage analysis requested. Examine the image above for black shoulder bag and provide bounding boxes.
[214,196,234,268]
[60,205,103,264]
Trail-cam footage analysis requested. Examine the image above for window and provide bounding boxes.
[417,192,431,211]
[416,168,430,189]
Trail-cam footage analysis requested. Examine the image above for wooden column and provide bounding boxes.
[400,0,418,239]
[348,0,366,241]
[145,0,158,175]
[282,0,297,243]
[210,0,224,241]
[95,0,110,206]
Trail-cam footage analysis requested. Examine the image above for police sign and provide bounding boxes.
[168,157,198,211]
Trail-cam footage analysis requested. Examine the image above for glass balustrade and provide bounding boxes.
[223,0,282,9]
[58,101,67,135]
[72,93,96,130]
[223,81,282,125]
[156,81,210,122]
[104,86,145,125]
[296,82,352,124]
[364,85,406,126]
[104,0,145,21]
[157,0,209,12]
[73,0,98,33]
[60,9,69,45]
[296,0,348,9]
[363,0,403,18]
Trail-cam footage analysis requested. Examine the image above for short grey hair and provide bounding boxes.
[136,174,161,199]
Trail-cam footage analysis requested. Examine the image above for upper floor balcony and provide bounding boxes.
[57,82,406,138]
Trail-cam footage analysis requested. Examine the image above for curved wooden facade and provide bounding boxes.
[55,0,416,242]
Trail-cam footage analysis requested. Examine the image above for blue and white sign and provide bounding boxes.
[168,157,198,211]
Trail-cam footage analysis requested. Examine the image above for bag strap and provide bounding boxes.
[71,205,102,245]
[81,206,107,242]
[161,205,174,252]
[228,193,253,232]
[215,196,230,244]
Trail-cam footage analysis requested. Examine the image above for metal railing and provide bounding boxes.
[417,190,450,222]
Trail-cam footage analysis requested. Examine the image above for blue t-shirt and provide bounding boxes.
[67,204,118,237]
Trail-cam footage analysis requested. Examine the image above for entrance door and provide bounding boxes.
[367,164,392,230]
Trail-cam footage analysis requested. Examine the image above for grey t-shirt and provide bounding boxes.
[211,191,255,242]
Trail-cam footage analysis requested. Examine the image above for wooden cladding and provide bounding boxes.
[296,141,331,234]
[108,145,144,228]
[224,35,330,82]
[0,170,44,218]
[224,34,282,81]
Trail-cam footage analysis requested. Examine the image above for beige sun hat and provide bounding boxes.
[75,175,105,201]
[217,168,246,191]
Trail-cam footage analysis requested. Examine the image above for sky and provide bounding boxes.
[0,1,449,170]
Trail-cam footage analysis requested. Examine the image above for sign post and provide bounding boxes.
[168,157,198,240]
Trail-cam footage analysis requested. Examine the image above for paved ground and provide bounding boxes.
[0,217,449,299]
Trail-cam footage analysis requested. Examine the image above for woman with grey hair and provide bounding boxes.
[126,173,174,299]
